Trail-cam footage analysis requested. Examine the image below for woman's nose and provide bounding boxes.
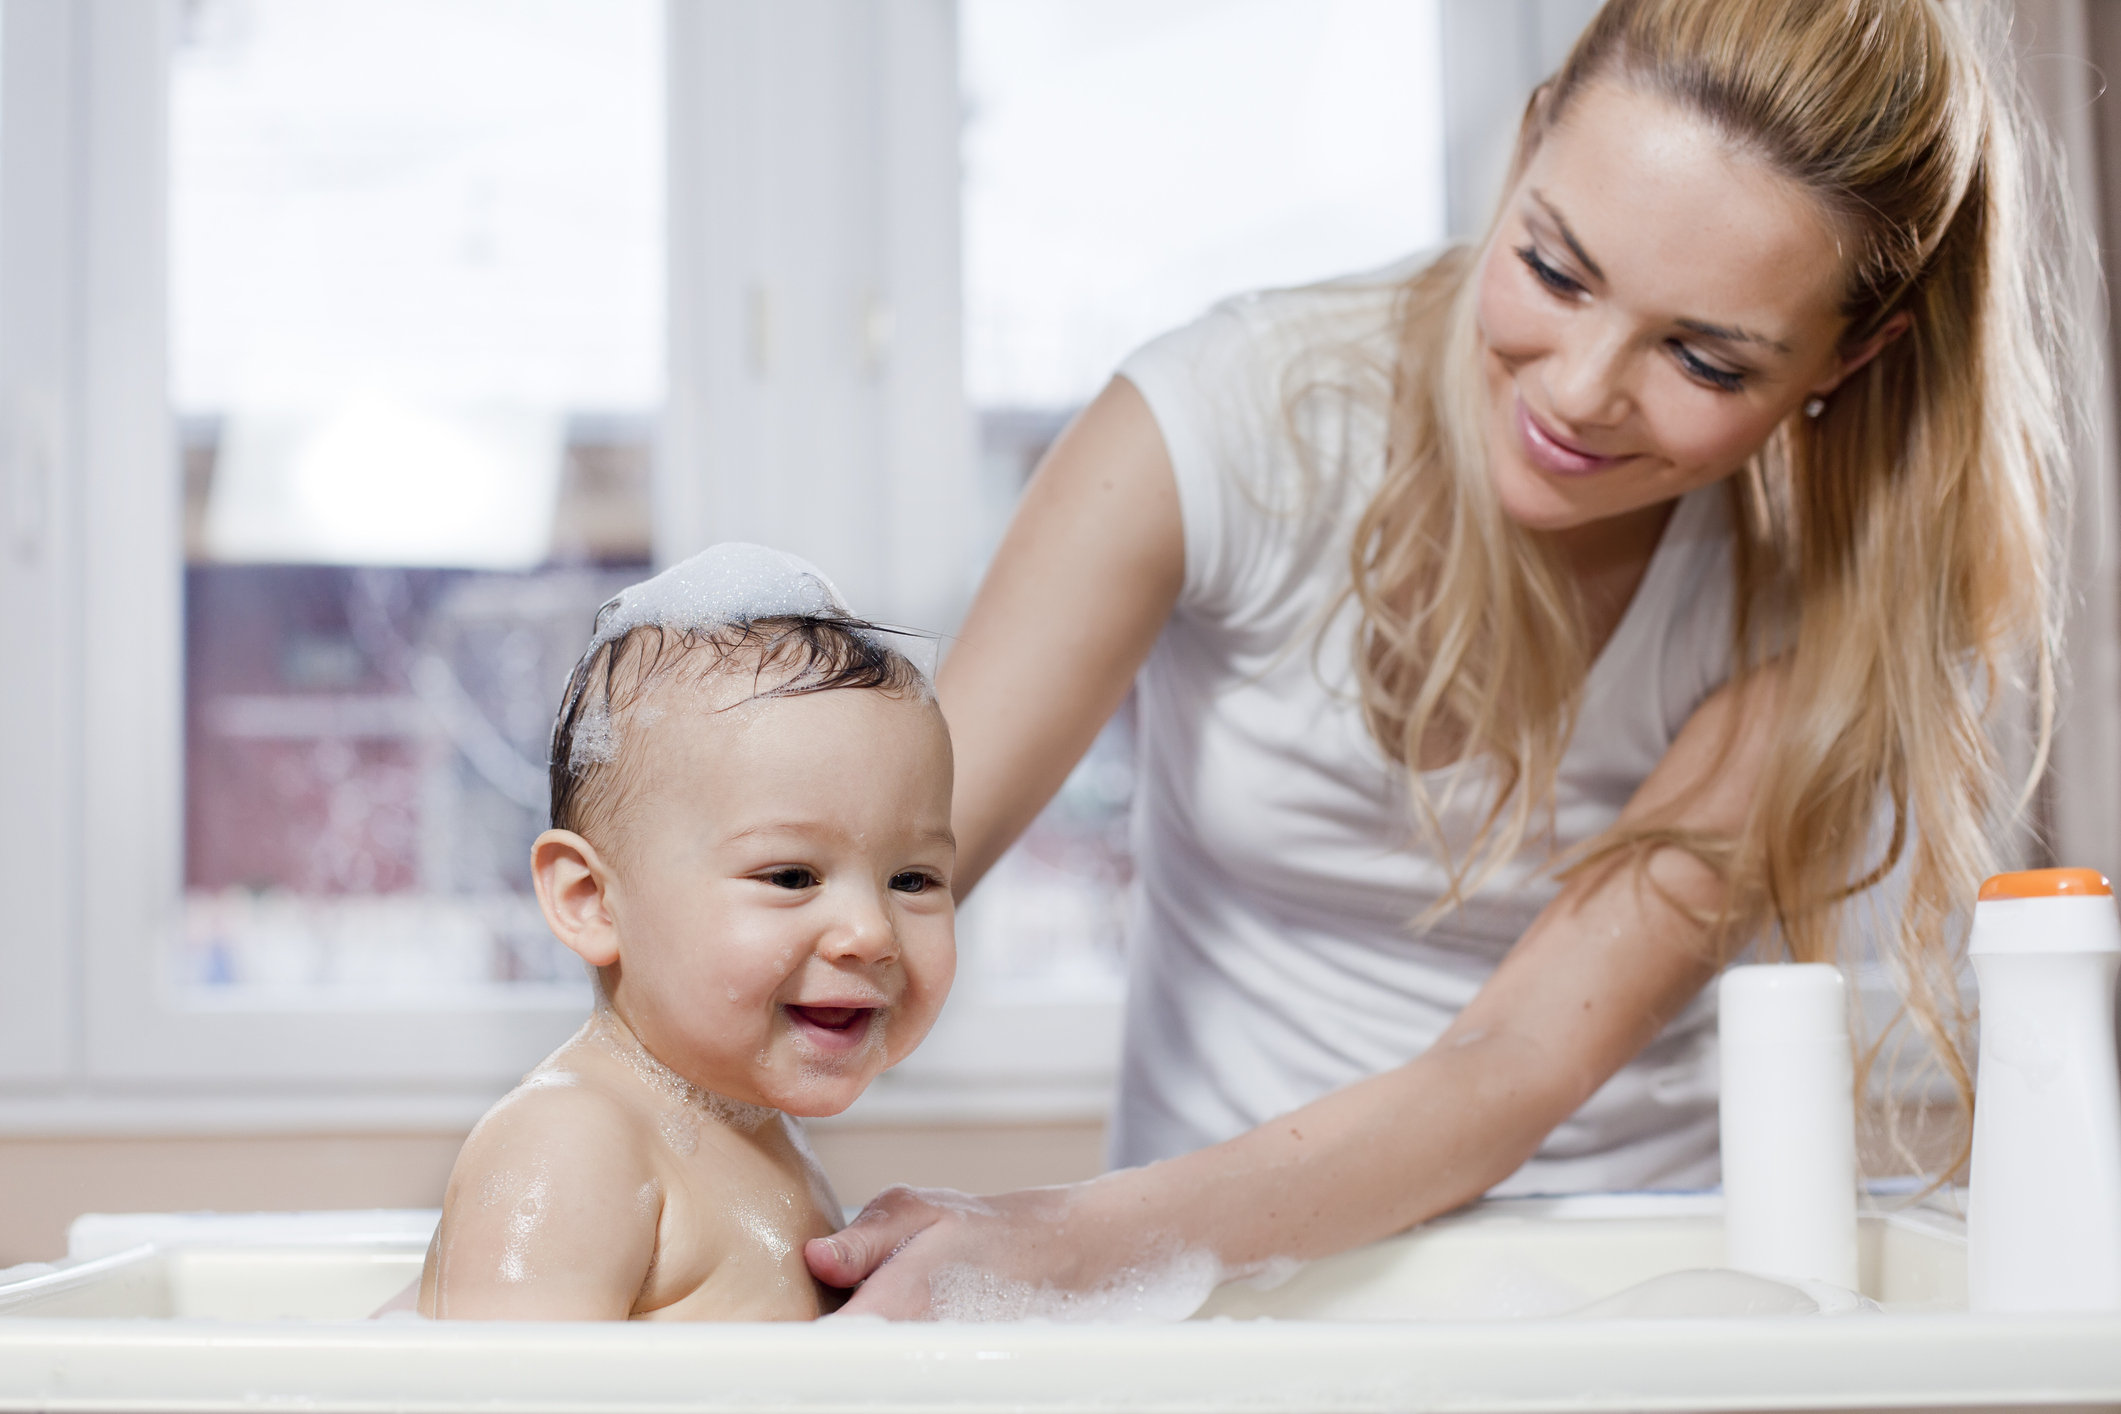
[1544,321,1634,427]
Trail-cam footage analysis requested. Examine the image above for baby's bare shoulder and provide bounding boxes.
[454,1069,660,1183]
[425,1072,667,1319]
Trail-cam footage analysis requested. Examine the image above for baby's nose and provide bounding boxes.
[819,887,899,964]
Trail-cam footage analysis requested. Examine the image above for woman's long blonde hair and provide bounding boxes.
[1352,0,2068,1158]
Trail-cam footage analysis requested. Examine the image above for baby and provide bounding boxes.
[417,545,955,1320]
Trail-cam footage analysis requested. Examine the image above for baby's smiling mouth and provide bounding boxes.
[786,1005,870,1031]
[784,1004,880,1054]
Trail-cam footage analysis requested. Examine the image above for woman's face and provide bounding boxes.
[1476,80,1874,535]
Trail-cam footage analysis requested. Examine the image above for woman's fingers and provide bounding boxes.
[803,1185,955,1289]
[830,1252,945,1319]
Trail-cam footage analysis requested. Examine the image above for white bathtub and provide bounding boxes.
[1,1193,2117,1412]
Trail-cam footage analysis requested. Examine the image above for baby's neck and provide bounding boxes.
[579,1008,780,1136]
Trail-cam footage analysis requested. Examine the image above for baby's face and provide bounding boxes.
[599,679,955,1117]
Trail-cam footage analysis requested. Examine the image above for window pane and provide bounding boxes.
[957,1,1445,991]
[962,0,1444,412]
[173,0,662,1002]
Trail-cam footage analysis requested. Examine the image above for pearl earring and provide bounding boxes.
[1804,396,1826,418]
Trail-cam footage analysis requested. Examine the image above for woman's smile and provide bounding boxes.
[1515,395,1631,477]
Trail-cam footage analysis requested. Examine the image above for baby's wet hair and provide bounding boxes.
[548,614,931,845]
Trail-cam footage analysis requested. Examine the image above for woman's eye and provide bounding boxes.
[889,871,935,894]
[1515,244,1582,296]
[1670,342,1747,392]
[765,867,817,891]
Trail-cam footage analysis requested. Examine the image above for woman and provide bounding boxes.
[810,0,2068,1315]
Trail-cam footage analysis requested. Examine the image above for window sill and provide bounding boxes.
[0,987,1125,1138]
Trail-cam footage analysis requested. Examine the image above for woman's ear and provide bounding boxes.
[532,829,621,968]
[1817,310,1914,394]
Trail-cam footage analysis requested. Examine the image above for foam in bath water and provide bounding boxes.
[927,1244,1226,1323]
[1234,1255,1303,1292]
[1563,1269,1880,1320]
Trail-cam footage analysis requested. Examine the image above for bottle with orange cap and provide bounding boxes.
[1967,867,2121,1313]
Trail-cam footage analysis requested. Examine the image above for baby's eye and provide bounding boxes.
[765,867,818,891]
[889,871,936,894]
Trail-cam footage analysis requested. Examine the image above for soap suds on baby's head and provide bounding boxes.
[586,542,851,658]
[547,542,933,851]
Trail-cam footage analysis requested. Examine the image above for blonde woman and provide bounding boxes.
[809,0,2066,1315]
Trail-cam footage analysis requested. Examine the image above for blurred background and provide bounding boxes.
[2,0,2117,1262]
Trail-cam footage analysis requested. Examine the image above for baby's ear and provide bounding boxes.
[532,830,621,968]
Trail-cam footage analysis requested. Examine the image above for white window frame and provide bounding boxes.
[0,0,1118,1136]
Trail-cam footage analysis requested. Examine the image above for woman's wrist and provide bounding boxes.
[1068,1143,1254,1276]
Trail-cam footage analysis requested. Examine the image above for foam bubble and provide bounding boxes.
[588,543,850,657]
[568,698,618,769]
[566,542,935,773]
[1232,1255,1303,1292]
[584,1010,778,1151]
[1561,1268,1881,1320]
[926,1243,1224,1324]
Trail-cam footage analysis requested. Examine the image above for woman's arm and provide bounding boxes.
[807,668,1780,1311]
[939,376,1183,896]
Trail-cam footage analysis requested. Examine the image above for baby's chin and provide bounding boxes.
[758,1011,897,1117]
[756,1065,882,1118]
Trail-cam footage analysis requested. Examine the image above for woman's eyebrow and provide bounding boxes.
[1673,316,1791,355]
[1531,190,1792,355]
[1529,191,1606,282]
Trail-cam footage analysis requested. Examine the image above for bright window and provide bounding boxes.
[952,0,1445,998]
[0,0,1451,1121]
[170,0,661,1004]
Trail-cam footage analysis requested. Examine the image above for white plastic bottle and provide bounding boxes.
[1719,964,1859,1290]
[1967,867,2121,1314]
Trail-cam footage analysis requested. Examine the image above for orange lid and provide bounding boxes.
[1978,867,2112,901]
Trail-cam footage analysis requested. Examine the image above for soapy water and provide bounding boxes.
[1565,1269,1880,1320]
[913,1235,1878,1325]
[886,1174,1303,1325]
[1235,1255,1304,1292]
[928,1245,1227,1324]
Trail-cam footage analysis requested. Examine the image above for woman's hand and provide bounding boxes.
[805,1178,1224,1321]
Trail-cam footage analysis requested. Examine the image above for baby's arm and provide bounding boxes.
[419,1084,661,1319]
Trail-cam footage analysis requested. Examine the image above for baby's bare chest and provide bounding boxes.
[632,1133,842,1320]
